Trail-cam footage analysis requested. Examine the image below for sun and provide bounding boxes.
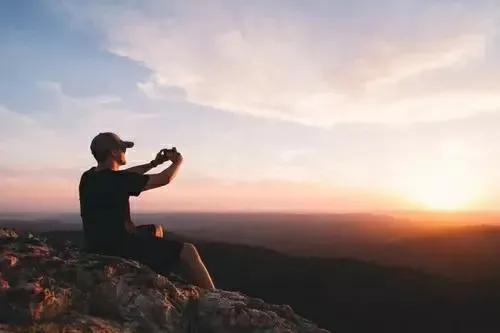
[410,176,477,211]
[404,159,481,211]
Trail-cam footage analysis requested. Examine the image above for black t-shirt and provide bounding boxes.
[78,167,150,254]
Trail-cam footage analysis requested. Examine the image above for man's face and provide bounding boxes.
[118,147,127,165]
[110,147,127,165]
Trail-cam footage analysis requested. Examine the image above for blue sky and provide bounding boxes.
[1,0,500,213]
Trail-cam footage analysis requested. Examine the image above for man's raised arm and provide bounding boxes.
[124,162,155,174]
[143,153,183,191]
[124,148,171,174]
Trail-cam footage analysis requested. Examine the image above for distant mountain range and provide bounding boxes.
[4,213,500,281]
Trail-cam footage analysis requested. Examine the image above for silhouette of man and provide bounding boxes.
[79,132,215,290]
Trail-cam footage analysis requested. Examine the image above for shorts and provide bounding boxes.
[134,224,158,238]
[123,225,184,274]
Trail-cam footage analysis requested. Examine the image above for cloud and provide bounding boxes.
[0,81,156,169]
[62,0,500,126]
[355,34,487,88]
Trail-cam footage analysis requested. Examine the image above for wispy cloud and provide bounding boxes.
[63,0,500,126]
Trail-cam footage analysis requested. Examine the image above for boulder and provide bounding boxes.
[0,228,330,332]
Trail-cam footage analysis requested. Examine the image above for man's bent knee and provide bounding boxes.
[180,243,200,263]
[154,224,164,238]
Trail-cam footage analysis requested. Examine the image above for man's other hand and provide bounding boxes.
[153,150,168,165]
[172,151,183,164]
[155,148,178,164]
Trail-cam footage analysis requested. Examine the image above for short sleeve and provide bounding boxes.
[121,171,150,197]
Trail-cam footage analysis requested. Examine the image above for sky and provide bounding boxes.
[1,0,500,213]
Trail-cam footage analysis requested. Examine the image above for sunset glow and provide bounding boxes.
[408,173,480,211]
[402,144,484,211]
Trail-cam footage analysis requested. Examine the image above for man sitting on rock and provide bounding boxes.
[79,132,215,291]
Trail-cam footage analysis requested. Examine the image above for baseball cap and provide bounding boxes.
[90,132,134,155]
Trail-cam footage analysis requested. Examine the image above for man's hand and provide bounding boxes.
[153,148,175,164]
[157,148,183,164]
[125,148,182,174]
[153,150,169,165]
[142,150,184,191]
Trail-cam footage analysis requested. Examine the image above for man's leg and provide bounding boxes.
[179,243,215,291]
[135,224,164,238]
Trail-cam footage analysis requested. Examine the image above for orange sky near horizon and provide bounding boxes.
[0,167,495,214]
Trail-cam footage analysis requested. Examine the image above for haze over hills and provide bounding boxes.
[133,212,500,281]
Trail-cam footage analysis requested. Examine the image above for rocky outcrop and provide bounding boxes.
[0,228,329,332]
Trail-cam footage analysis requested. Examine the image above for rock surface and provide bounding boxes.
[0,228,330,332]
